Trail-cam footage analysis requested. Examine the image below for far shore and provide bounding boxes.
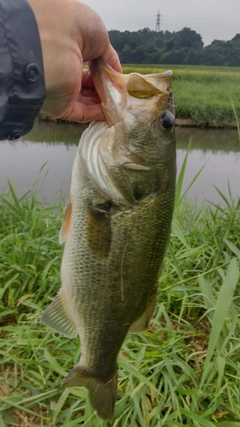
[39,114,239,129]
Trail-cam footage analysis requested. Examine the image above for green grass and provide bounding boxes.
[122,64,240,128]
[0,178,240,426]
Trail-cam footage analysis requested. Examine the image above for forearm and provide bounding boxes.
[0,0,46,140]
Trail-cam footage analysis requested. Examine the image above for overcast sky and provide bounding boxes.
[81,0,240,46]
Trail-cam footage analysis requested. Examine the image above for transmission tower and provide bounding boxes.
[156,11,160,32]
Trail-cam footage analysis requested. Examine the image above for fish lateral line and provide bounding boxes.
[120,242,129,301]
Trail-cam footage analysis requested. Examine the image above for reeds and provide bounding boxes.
[0,173,240,425]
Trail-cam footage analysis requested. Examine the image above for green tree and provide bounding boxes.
[108,28,240,66]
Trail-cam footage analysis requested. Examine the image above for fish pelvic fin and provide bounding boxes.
[61,366,118,422]
[40,290,77,338]
[128,284,157,333]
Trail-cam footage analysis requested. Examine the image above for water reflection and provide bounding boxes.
[0,121,239,205]
[177,127,240,153]
[176,127,240,203]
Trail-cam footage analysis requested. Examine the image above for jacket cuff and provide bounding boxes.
[0,0,46,140]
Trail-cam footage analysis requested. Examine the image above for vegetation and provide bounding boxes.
[109,28,240,67]
[0,165,240,426]
[121,65,240,128]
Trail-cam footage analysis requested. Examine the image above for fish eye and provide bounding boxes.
[160,112,175,131]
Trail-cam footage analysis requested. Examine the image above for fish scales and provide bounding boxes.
[41,58,176,421]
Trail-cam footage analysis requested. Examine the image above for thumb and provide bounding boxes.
[101,44,122,73]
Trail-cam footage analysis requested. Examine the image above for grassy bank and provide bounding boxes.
[0,182,240,426]
[122,65,240,128]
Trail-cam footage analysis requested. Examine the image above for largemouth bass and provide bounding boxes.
[41,59,176,421]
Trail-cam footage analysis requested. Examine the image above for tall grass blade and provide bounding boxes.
[212,195,239,267]
[230,98,240,144]
[171,220,189,248]
[213,185,231,208]
[0,413,5,427]
[214,423,240,427]
[200,259,239,389]
[180,163,205,203]
[175,139,205,209]
[180,408,216,427]
[224,239,240,257]
[175,140,191,208]
[199,276,216,321]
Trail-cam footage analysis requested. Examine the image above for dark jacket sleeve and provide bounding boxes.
[0,0,46,140]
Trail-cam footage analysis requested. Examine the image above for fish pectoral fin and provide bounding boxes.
[59,199,72,244]
[62,365,117,422]
[40,291,77,338]
[87,203,112,258]
[128,286,157,333]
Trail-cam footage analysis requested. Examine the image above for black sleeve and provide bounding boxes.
[0,0,46,141]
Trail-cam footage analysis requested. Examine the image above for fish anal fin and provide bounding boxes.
[40,290,77,338]
[129,285,157,333]
[62,365,117,422]
[59,199,72,244]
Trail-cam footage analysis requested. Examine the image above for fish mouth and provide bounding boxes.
[90,58,174,127]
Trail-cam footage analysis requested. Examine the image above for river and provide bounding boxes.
[0,121,240,206]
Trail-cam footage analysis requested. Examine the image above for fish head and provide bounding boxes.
[85,58,176,206]
[90,58,175,134]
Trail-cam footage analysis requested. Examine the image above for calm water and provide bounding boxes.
[0,121,240,205]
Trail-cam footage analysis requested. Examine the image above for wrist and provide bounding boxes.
[0,0,45,139]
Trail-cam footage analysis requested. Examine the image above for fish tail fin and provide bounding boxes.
[61,365,117,421]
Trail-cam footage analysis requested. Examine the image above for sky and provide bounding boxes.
[81,0,240,46]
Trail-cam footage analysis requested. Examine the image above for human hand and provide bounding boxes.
[27,0,122,122]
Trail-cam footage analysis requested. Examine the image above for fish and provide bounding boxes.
[41,58,176,421]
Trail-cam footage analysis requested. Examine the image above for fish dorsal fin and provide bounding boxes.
[40,290,77,338]
[126,74,163,99]
[59,198,72,244]
[128,284,157,333]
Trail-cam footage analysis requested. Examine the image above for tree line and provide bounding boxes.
[108,28,240,66]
